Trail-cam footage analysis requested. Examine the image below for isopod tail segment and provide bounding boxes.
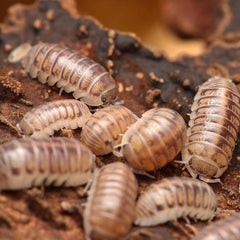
[180,155,222,184]
[112,143,124,157]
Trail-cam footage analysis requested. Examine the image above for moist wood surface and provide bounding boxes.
[0,0,240,239]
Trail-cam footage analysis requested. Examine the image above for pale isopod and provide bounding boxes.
[8,43,118,106]
[83,162,138,240]
[181,76,240,183]
[135,177,218,226]
[81,105,138,155]
[17,99,92,137]
[0,137,95,190]
[192,212,240,240]
[116,107,187,171]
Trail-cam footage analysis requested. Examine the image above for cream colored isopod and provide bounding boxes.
[115,107,187,171]
[81,105,138,155]
[135,177,218,226]
[181,76,240,183]
[0,137,95,190]
[17,99,92,137]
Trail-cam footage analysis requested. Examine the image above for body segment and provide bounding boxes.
[0,137,95,190]
[83,162,138,240]
[135,177,218,226]
[81,105,137,155]
[182,77,240,182]
[17,99,92,137]
[119,108,187,171]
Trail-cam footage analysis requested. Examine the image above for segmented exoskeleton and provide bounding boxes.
[83,162,138,240]
[81,105,138,155]
[17,99,92,137]
[114,108,187,171]
[8,43,118,106]
[0,137,95,190]
[181,77,240,183]
[135,177,218,226]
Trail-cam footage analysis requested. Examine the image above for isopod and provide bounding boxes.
[0,137,95,190]
[115,107,187,171]
[181,76,240,183]
[8,43,118,106]
[17,99,92,137]
[192,212,240,240]
[83,162,138,240]
[135,176,218,226]
[81,105,138,155]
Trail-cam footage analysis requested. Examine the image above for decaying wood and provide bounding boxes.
[0,0,240,239]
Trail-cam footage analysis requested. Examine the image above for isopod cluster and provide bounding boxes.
[81,105,138,155]
[0,137,95,190]
[181,76,240,183]
[8,42,118,106]
[6,42,240,240]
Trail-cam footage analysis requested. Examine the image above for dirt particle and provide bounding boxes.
[145,89,161,104]
[118,82,124,93]
[183,79,190,87]
[149,72,164,83]
[46,9,54,21]
[4,44,12,52]
[136,72,144,79]
[33,19,42,30]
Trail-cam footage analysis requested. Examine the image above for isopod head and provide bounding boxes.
[79,80,118,106]
[17,119,34,136]
[181,146,225,181]
[100,85,119,105]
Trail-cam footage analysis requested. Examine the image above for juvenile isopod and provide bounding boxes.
[83,162,138,240]
[192,212,240,240]
[0,137,95,190]
[17,99,92,137]
[115,107,187,171]
[135,177,218,226]
[8,43,118,106]
[181,76,240,183]
[81,105,138,155]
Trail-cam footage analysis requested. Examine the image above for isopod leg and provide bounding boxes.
[40,183,45,197]
[82,178,93,196]
[59,87,64,96]
[174,160,187,171]
[208,207,221,221]
[199,175,222,184]
[131,168,156,179]
[112,144,124,157]
[82,168,99,196]
[185,162,198,179]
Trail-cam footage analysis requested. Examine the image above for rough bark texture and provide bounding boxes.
[0,0,240,239]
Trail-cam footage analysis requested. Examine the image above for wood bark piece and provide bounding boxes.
[0,0,240,239]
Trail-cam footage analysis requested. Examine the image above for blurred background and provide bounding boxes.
[0,0,222,59]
